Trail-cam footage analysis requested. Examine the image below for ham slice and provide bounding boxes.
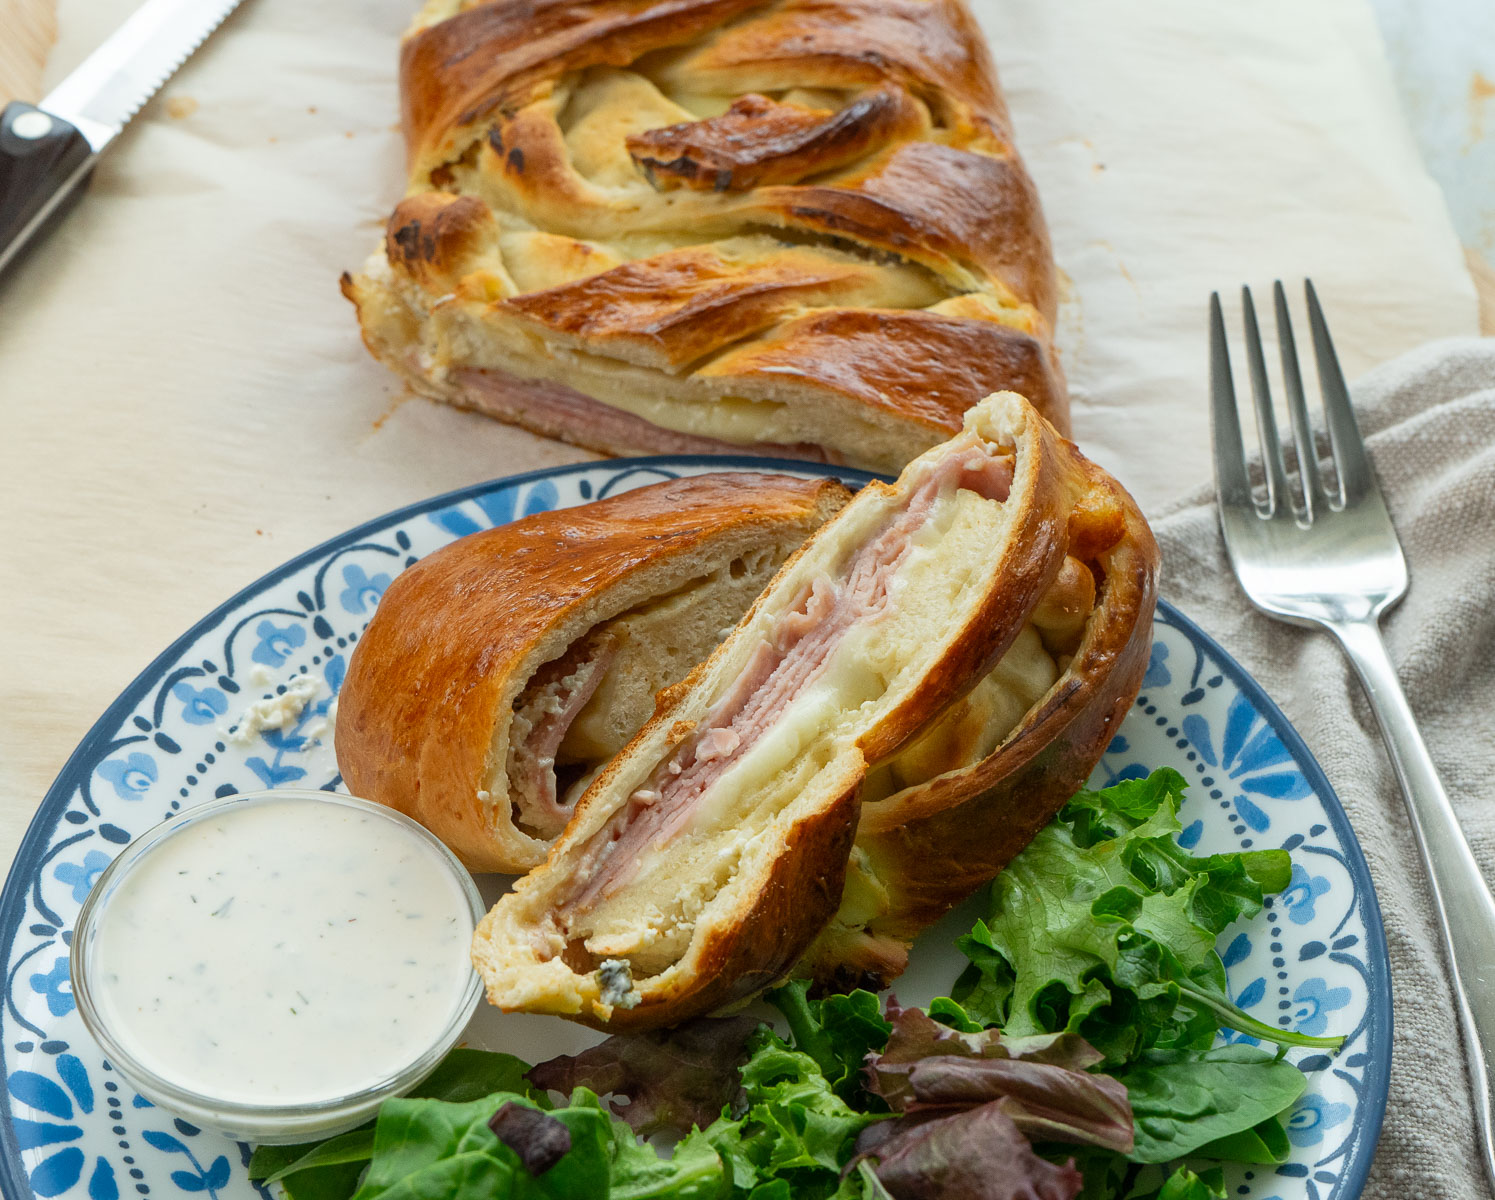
[507,635,620,839]
[453,368,842,464]
[563,444,1014,916]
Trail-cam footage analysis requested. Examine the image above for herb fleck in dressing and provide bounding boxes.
[90,799,476,1106]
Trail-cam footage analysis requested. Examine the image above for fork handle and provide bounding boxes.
[1330,617,1495,1186]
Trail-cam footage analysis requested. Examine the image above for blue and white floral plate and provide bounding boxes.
[0,457,1389,1200]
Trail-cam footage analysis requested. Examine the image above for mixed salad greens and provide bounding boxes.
[249,770,1342,1200]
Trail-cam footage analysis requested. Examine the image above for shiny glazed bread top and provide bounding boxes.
[346,0,1066,472]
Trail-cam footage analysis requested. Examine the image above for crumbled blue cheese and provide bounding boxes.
[598,958,639,1009]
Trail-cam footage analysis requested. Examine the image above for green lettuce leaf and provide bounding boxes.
[952,769,1338,1064]
[765,981,891,1106]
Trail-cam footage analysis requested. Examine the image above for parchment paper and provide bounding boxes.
[0,0,1478,862]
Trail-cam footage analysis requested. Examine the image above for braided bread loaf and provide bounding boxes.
[344,0,1065,474]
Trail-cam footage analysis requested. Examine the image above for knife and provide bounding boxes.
[0,0,245,278]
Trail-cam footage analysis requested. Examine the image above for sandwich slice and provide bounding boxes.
[336,472,850,873]
[805,442,1159,988]
[472,391,1080,1028]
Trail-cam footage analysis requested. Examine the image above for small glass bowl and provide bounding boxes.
[71,789,486,1144]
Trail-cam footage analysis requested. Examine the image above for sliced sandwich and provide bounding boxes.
[472,392,1087,1028]
[806,442,1159,988]
[335,472,850,873]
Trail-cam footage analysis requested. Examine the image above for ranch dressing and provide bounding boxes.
[88,796,477,1106]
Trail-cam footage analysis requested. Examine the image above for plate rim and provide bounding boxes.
[0,454,1391,1200]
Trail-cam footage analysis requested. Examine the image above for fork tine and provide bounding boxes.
[1305,279,1373,505]
[1274,281,1320,521]
[1241,286,1293,517]
[1209,292,1253,511]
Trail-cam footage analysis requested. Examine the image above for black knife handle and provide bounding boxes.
[0,101,96,277]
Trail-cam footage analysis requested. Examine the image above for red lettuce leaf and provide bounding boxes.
[857,1102,1084,1200]
[866,1001,1133,1154]
[526,1016,759,1137]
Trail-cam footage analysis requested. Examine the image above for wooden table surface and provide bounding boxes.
[0,0,54,109]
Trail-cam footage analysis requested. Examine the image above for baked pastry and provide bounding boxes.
[343,0,1064,475]
[335,472,849,873]
[471,392,1095,1030]
[805,430,1159,987]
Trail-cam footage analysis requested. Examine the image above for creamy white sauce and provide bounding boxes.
[90,799,476,1105]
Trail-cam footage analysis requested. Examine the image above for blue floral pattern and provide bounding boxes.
[1142,641,1172,689]
[94,753,156,802]
[170,685,226,727]
[9,1053,115,1200]
[1281,863,1334,926]
[1291,977,1353,1038]
[28,958,73,1018]
[0,460,1388,1200]
[52,853,111,905]
[1287,1093,1352,1148]
[337,565,390,614]
[249,621,305,668]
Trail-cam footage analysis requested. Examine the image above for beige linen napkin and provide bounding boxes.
[1153,337,1495,1198]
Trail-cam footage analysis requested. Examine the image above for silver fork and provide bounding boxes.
[1210,280,1495,1186]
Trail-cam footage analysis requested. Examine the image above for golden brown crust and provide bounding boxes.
[702,307,1066,436]
[657,0,1012,141]
[500,244,879,369]
[400,0,763,178]
[348,0,1065,470]
[335,472,850,872]
[745,141,1057,325]
[385,193,499,288]
[625,87,924,192]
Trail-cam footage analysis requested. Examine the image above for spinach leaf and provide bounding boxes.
[1116,1045,1305,1164]
[248,1141,369,1200]
[356,1150,515,1200]
[256,1131,377,1187]
[519,1092,615,1199]
[354,1094,512,1200]
[248,1048,543,1200]
[414,1050,541,1106]
[1190,1117,1290,1165]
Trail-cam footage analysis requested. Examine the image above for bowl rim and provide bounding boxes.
[69,787,487,1120]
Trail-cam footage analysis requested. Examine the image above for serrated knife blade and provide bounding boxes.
[0,0,246,278]
[42,0,247,151]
